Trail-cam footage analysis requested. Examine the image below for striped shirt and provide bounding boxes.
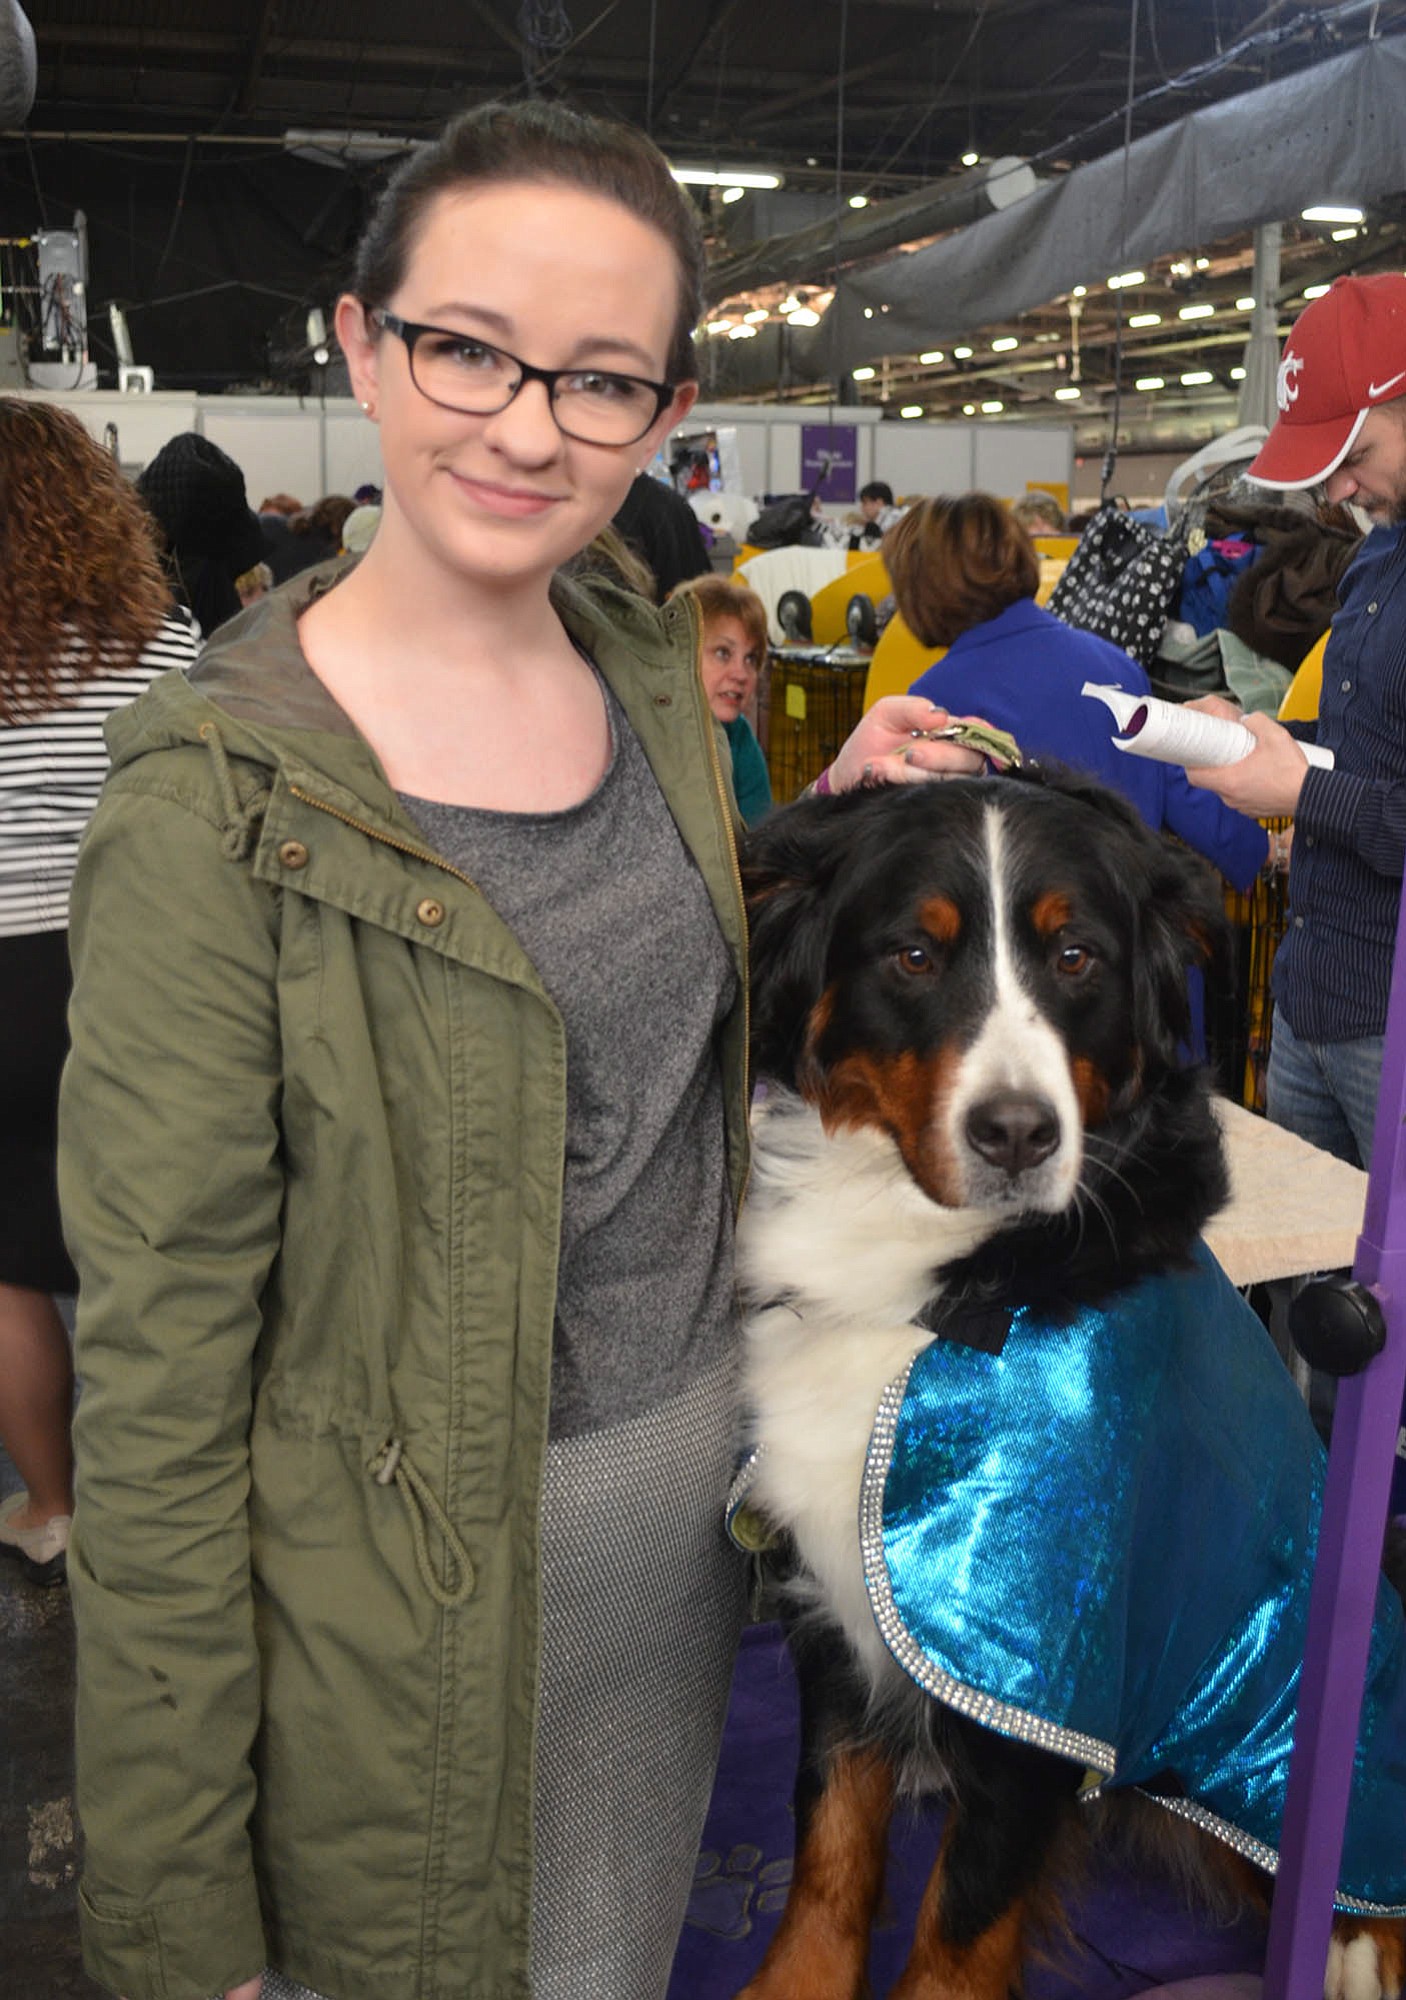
[0,610,199,937]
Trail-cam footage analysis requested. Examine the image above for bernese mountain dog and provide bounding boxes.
[732,768,1406,2000]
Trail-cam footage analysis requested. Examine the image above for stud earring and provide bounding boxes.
[361,400,372,413]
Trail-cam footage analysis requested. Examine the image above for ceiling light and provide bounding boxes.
[1180,370,1214,386]
[852,365,876,381]
[980,399,1004,413]
[672,166,782,188]
[1230,366,1246,380]
[961,150,980,167]
[1332,226,1360,241]
[743,308,768,324]
[991,335,1019,352]
[953,344,973,359]
[1107,270,1146,289]
[1071,285,1087,298]
[1170,259,1193,278]
[1054,386,1081,401]
[962,403,976,415]
[1179,302,1215,319]
[1304,283,1331,300]
[1194,257,1210,270]
[706,320,733,336]
[728,324,757,339]
[1136,376,1165,391]
[863,307,874,319]
[780,295,801,314]
[1128,313,1161,328]
[919,349,945,364]
[848,194,869,209]
[1235,296,1256,311]
[1302,203,1364,224]
[900,404,925,418]
[787,307,821,326]
[721,185,747,204]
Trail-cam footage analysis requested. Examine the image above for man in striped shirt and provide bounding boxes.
[1186,274,1406,1171]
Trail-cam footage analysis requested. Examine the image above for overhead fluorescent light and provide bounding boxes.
[1302,203,1364,224]
[1179,302,1215,319]
[848,194,869,209]
[852,365,876,381]
[962,403,976,415]
[900,404,925,418]
[961,150,980,167]
[1054,387,1081,402]
[705,320,733,336]
[863,307,874,319]
[787,307,821,327]
[1128,312,1161,327]
[283,127,411,166]
[673,166,782,188]
[721,185,747,204]
[1230,366,1246,380]
[1107,270,1146,289]
[919,349,945,364]
[1332,226,1360,241]
[1235,296,1256,311]
[1071,285,1087,298]
[980,399,1004,413]
[728,324,758,339]
[743,308,768,324]
[953,344,973,359]
[1194,257,1210,270]
[1136,376,1165,391]
[1303,283,1331,300]
[991,335,1019,352]
[1180,370,1214,386]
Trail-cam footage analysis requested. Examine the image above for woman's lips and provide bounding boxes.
[448,469,564,517]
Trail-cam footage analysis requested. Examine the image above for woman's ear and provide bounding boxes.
[336,293,381,418]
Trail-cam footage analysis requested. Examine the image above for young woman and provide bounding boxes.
[59,101,979,2000]
[669,572,772,826]
[0,399,197,1591]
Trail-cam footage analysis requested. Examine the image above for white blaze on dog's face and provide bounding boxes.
[752,781,1194,1220]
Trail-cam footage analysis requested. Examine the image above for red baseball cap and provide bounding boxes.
[1248,273,1406,488]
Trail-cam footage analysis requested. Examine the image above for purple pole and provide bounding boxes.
[1262,868,1406,1996]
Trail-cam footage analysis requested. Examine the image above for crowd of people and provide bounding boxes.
[1,80,1403,2000]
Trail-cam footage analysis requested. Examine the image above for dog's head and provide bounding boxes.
[744,769,1227,1223]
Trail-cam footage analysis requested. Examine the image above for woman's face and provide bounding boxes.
[338,180,698,591]
[700,614,762,725]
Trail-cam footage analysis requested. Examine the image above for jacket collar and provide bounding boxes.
[946,596,1049,654]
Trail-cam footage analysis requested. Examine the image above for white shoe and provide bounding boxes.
[0,1491,71,1586]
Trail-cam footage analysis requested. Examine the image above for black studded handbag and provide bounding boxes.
[1047,502,1188,668]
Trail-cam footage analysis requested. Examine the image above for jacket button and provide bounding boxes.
[279,839,309,870]
[416,897,446,928]
[653,693,673,707]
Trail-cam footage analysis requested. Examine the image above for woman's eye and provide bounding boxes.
[896,945,935,975]
[566,370,633,402]
[427,336,498,370]
[1055,944,1092,977]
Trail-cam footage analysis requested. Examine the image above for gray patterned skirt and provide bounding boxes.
[260,1353,746,2000]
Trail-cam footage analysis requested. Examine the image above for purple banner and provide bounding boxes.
[801,423,858,503]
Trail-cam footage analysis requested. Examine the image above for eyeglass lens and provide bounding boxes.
[409,331,662,445]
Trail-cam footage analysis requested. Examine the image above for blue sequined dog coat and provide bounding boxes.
[750,1245,1406,1912]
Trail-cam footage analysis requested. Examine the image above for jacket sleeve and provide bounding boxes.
[1293,761,1406,881]
[58,782,284,2000]
[1157,767,1270,891]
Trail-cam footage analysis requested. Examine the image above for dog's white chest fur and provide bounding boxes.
[739,1097,998,1683]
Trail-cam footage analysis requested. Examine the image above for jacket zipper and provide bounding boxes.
[287,784,482,893]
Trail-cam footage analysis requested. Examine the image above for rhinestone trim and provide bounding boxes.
[1137,1791,1406,1918]
[861,1361,1119,1776]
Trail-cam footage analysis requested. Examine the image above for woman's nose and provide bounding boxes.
[480,378,563,461]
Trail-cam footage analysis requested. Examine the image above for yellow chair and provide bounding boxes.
[1278,630,1328,723]
[808,554,889,645]
[862,613,943,711]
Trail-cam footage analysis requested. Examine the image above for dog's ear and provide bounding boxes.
[742,797,852,1087]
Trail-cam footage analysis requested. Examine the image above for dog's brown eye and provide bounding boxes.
[896,946,935,975]
[1055,944,1092,976]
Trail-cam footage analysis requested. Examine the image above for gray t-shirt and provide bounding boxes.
[401,674,738,1438]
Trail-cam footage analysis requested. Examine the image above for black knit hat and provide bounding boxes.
[136,432,265,575]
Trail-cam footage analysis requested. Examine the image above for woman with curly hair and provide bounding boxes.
[0,397,198,1586]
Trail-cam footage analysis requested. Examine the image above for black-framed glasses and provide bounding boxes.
[368,308,675,447]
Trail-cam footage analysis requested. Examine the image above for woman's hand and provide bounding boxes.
[824,696,987,794]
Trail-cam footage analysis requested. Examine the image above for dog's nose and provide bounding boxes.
[964,1090,1060,1177]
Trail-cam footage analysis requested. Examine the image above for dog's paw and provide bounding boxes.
[1326,1922,1406,2000]
[685,1842,793,1942]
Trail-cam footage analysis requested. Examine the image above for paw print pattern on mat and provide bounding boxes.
[685,1844,794,1941]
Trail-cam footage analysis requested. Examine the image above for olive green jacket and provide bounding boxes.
[58,567,750,2000]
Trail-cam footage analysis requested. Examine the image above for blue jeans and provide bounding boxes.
[1266,1010,1386,1170]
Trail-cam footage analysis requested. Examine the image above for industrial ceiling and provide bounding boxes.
[7,0,1406,458]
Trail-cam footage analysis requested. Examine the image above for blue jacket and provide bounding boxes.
[867,1245,1406,1914]
[908,599,1268,890]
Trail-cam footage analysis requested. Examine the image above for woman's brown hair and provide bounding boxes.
[0,398,172,721]
[883,492,1040,649]
[668,572,768,657]
[351,99,705,385]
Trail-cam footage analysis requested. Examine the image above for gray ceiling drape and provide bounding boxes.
[0,2,35,125]
[831,34,1406,365]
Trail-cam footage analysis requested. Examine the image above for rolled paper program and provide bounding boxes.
[1081,682,1334,772]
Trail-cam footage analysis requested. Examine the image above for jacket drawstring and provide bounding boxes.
[198,720,268,860]
[369,1438,476,1608]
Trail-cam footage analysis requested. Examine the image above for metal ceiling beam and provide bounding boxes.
[236,0,278,117]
